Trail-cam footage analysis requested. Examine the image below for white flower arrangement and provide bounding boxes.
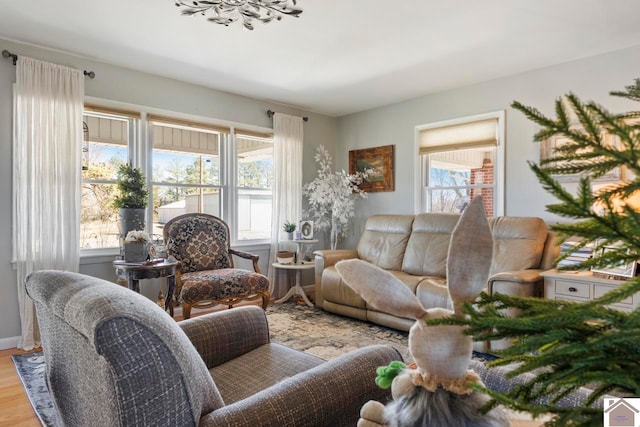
[303,145,370,250]
[125,230,150,243]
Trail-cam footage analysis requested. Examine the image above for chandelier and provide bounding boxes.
[175,1,302,30]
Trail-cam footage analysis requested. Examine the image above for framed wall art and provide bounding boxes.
[348,144,395,192]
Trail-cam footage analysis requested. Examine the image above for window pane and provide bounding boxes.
[426,188,471,214]
[426,146,495,215]
[237,136,273,241]
[152,186,222,238]
[81,182,119,248]
[237,137,273,189]
[153,150,220,185]
[81,113,130,249]
[82,143,127,181]
[238,188,272,241]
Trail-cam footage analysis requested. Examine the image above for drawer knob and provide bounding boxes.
[568,287,578,292]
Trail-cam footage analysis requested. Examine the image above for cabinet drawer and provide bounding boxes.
[555,280,590,298]
[594,284,633,305]
[555,295,588,303]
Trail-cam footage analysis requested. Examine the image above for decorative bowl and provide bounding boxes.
[276,251,295,264]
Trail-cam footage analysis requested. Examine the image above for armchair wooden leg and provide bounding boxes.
[261,292,270,310]
[182,303,192,320]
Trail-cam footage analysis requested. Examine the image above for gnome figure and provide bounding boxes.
[336,197,511,427]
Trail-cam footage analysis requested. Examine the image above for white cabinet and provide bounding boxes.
[542,269,638,312]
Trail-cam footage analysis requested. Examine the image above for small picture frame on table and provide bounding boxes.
[591,240,638,279]
[300,220,314,239]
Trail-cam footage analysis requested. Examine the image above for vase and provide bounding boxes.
[124,242,148,263]
[119,208,146,238]
[287,232,293,240]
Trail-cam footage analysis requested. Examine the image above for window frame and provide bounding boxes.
[233,131,274,244]
[80,98,274,259]
[148,119,228,243]
[414,111,505,216]
[80,110,138,256]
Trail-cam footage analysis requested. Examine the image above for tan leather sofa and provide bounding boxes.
[314,213,559,351]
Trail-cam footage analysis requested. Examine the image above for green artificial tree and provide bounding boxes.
[430,79,640,426]
[113,163,148,209]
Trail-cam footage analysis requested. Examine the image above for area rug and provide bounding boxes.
[11,302,489,425]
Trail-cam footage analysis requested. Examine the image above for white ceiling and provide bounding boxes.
[2,0,640,117]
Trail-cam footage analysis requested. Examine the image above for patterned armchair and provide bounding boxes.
[163,213,270,319]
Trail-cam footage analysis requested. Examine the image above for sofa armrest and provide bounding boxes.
[201,345,401,426]
[314,249,358,268]
[486,270,545,351]
[178,306,270,369]
[489,269,544,285]
[314,249,358,308]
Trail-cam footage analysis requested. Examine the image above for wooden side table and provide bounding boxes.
[541,269,638,312]
[272,262,315,307]
[113,259,178,317]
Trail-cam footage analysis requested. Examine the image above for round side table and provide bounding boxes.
[272,262,315,307]
[113,259,178,317]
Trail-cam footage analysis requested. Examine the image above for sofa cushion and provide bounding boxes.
[210,343,324,404]
[489,217,547,275]
[402,213,460,276]
[357,215,414,270]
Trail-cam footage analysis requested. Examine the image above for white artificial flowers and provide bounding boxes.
[303,145,370,250]
[125,230,150,243]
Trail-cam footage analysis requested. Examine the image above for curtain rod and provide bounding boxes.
[267,109,309,122]
[2,49,96,79]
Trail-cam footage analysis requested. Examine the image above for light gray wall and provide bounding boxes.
[0,38,337,344]
[336,44,640,249]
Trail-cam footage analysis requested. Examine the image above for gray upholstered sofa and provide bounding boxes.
[26,270,400,426]
[314,213,559,351]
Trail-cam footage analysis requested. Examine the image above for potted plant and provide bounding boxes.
[282,221,297,240]
[113,163,148,238]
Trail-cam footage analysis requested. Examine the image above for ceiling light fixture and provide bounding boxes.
[175,0,302,31]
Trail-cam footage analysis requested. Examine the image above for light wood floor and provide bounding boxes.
[0,347,40,427]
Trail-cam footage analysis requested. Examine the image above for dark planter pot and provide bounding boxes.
[124,242,148,263]
[119,208,146,237]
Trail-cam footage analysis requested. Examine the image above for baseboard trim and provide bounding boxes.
[0,336,20,351]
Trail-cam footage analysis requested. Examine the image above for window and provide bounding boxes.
[149,116,226,240]
[236,132,273,241]
[416,112,504,216]
[80,110,135,249]
[80,107,274,253]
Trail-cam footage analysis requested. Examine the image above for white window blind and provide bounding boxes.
[148,115,229,156]
[419,118,498,154]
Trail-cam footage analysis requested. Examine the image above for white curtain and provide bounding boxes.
[268,113,303,298]
[13,56,84,350]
